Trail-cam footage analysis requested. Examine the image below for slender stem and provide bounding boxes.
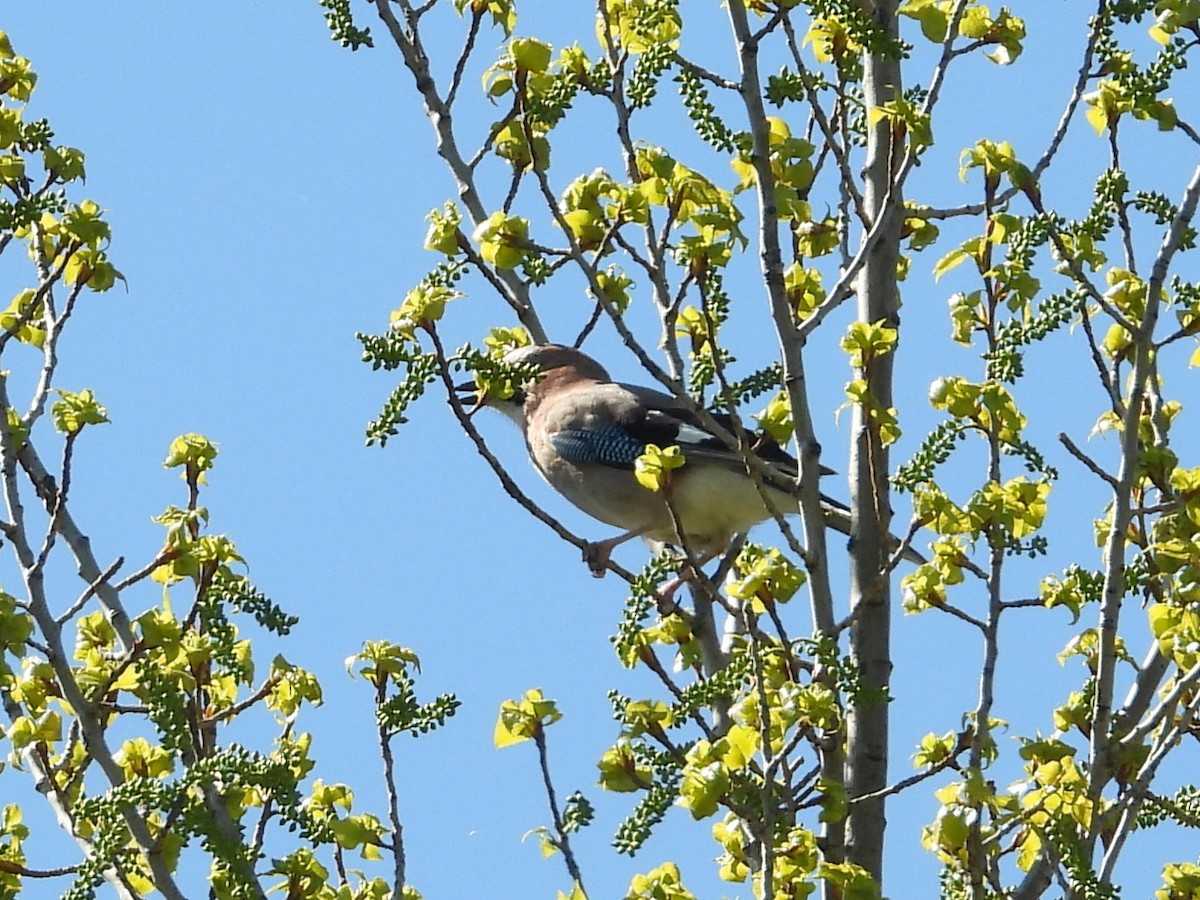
[428,327,642,586]
[1098,679,1200,883]
[1086,162,1200,851]
[747,615,777,896]
[370,0,546,342]
[533,728,588,894]
[376,677,408,892]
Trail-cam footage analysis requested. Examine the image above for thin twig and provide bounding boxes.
[375,677,407,892]
[1058,432,1118,488]
[428,325,641,586]
[533,728,588,894]
[847,736,968,805]
[57,555,125,625]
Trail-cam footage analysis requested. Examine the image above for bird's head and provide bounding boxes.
[454,343,610,425]
[498,343,611,380]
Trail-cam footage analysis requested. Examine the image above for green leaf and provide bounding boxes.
[510,37,553,73]
[0,289,46,348]
[913,730,958,768]
[899,0,949,43]
[390,282,460,339]
[626,861,696,900]
[473,211,533,269]
[598,0,682,55]
[494,689,561,747]
[634,443,686,491]
[163,433,218,483]
[115,737,174,780]
[679,741,729,819]
[597,741,651,792]
[0,54,36,102]
[423,201,462,255]
[51,388,108,435]
[454,0,517,35]
[0,108,21,150]
[726,543,805,606]
[841,320,898,368]
[0,154,24,184]
[868,97,933,151]
[347,640,422,685]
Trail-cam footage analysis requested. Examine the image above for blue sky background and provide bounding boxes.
[3,3,1199,897]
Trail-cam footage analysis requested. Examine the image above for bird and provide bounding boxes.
[461,343,921,576]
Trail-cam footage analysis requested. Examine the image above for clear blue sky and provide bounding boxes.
[4,3,1198,898]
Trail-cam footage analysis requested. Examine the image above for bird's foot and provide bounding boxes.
[583,528,647,577]
[583,541,612,578]
[653,551,719,611]
[653,575,687,614]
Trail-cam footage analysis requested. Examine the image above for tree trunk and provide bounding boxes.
[846,0,903,884]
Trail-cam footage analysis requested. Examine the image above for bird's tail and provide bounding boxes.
[818,495,925,565]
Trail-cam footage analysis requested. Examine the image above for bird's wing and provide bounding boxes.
[626,390,837,483]
[542,382,665,468]
[620,384,803,492]
[539,378,926,564]
[544,382,798,491]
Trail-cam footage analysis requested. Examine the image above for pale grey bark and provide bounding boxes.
[845,1,904,883]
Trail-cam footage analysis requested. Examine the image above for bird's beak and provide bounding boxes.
[453,380,487,418]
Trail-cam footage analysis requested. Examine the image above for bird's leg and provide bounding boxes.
[654,535,746,615]
[583,528,647,577]
[655,550,718,605]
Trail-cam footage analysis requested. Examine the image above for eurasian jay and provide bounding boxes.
[464,343,919,574]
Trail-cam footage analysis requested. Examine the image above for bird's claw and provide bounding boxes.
[583,542,610,577]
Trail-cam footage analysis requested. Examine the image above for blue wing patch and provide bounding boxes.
[551,427,646,467]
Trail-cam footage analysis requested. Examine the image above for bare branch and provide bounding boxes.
[370,0,547,342]
[1058,432,1118,488]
